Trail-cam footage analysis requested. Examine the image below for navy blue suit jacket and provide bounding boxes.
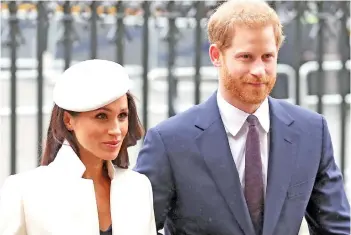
[134,92,350,235]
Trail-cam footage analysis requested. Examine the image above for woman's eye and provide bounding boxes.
[96,113,108,119]
[118,112,128,119]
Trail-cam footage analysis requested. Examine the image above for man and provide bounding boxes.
[134,0,350,234]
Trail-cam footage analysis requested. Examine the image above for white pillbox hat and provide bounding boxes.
[53,59,131,112]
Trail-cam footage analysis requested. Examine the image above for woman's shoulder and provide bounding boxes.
[111,169,153,205]
[1,166,51,190]
[0,167,53,204]
[113,168,151,188]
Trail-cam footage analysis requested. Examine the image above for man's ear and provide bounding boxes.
[63,111,74,131]
[209,44,222,67]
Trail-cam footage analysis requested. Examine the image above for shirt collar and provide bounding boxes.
[49,140,116,180]
[216,90,270,137]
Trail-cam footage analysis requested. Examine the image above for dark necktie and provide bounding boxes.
[244,115,264,234]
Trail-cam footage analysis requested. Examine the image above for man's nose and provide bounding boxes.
[250,62,266,78]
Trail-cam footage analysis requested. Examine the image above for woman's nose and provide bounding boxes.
[108,120,121,135]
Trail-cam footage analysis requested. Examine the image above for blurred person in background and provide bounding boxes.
[0,59,156,235]
[134,0,350,235]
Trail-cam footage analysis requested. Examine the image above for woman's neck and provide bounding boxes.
[80,150,109,181]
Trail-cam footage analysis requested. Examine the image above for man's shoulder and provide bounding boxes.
[151,92,218,134]
[152,103,203,132]
[271,98,321,118]
[271,98,325,130]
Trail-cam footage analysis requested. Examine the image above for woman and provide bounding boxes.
[0,59,156,235]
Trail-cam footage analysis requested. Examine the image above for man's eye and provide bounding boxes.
[263,54,273,59]
[240,54,251,60]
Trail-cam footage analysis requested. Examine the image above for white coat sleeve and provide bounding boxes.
[0,175,27,235]
[147,178,157,235]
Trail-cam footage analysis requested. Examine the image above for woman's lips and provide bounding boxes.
[102,140,121,149]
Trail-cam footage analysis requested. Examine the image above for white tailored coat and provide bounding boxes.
[0,144,156,235]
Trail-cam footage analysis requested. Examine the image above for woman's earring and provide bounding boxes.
[66,125,73,132]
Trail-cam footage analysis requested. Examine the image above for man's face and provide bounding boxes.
[211,25,278,105]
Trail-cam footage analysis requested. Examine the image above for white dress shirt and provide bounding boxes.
[217,91,270,196]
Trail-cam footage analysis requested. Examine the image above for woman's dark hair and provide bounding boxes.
[41,92,144,168]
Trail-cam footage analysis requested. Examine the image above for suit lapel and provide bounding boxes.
[262,98,300,235]
[195,92,255,235]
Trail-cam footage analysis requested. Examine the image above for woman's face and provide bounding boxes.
[64,95,129,161]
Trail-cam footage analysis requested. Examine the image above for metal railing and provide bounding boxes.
[0,0,350,182]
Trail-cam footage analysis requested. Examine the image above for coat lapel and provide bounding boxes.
[48,144,100,234]
[195,92,255,235]
[110,169,129,235]
[52,178,100,234]
[262,98,300,235]
[110,169,155,235]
